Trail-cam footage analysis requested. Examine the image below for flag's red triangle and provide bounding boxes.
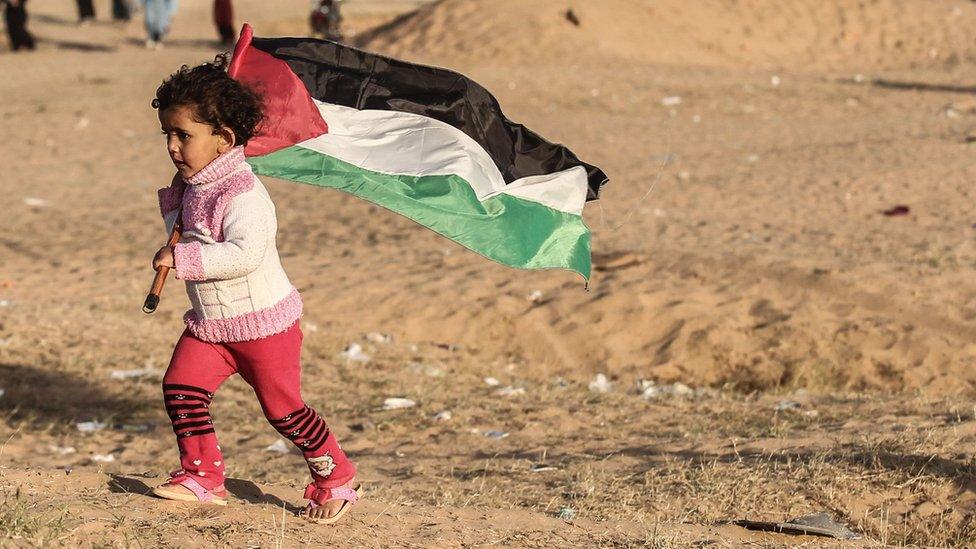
[229,24,328,157]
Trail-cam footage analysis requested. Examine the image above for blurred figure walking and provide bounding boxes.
[3,0,35,51]
[112,0,132,22]
[310,0,343,41]
[213,0,233,45]
[75,0,95,24]
[141,0,177,49]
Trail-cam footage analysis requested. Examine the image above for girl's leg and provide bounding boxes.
[230,323,357,493]
[162,329,237,491]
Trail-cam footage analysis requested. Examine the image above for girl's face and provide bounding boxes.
[158,105,235,178]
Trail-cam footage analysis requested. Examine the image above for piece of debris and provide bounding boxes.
[775,400,802,412]
[484,377,501,387]
[264,439,291,454]
[484,430,509,439]
[49,445,77,455]
[527,290,543,302]
[365,332,391,344]
[434,410,452,422]
[588,373,612,393]
[76,421,107,433]
[637,379,704,400]
[0,388,4,399]
[495,386,526,397]
[408,362,443,377]
[349,420,376,432]
[434,342,461,352]
[116,422,155,433]
[771,75,781,87]
[23,197,50,208]
[556,507,577,520]
[882,205,910,217]
[91,454,115,463]
[340,343,371,363]
[530,464,559,472]
[109,366,159,380]
[661,96,682,107]
[733,512,860,540]
[564,9,580,26]
[383,397,416,410]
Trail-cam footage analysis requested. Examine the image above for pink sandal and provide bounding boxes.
[302,483,362,524]
[152,470,228,505]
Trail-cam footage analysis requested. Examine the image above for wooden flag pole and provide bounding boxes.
[143,214,182,314]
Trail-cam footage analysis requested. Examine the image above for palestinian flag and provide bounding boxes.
[228,24,608,279]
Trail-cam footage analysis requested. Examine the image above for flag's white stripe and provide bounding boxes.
[296,100,588,215]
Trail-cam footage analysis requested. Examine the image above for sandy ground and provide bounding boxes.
[4,0,976,546]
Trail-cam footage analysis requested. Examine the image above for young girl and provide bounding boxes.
[149,55,360,524]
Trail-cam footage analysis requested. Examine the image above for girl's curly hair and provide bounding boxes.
[152,54,263,147]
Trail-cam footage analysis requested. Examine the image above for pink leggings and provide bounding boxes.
[162,321,355,491]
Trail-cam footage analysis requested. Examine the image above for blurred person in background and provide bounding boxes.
[142,0,177,49]
[3,0,35,51]
[75,0,95,24]
[112,0,132,22]
[213,0,233,45]
[310,0,343,41]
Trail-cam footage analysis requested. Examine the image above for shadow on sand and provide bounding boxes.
[0,363,148,426]
[108,474,301,512]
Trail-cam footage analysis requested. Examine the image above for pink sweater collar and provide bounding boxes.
[184,146,247,187]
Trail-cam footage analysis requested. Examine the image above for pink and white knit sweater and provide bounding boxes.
[157,146,302,343]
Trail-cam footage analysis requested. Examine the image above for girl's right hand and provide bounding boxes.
[153,246,175,271]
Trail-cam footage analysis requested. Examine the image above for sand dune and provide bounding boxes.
[359,0,976,71]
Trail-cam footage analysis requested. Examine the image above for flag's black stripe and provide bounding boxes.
[250,37,608,200]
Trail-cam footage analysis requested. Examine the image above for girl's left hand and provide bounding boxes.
[153,246,175,270]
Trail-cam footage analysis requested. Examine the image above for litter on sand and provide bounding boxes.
[530,464,559,472]
[49,445,77,455]
[588,373,612,393]
[495,386,526,397]
[882,205,910,217]
[637,379,709,400]
[556,507,577,520]
[340,343,371,363]
[23,197,50,208]
[76,421,108,433]
[264,439,291,454]
[483,377,501,387]
[109,365,159,380]
[91,454,115,463]
[733,512,860,539]
[434,410,452,422]
[484,430,509,439]
[365,332,392,344]
[383,397,416,410]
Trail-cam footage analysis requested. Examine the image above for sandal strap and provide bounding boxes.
[169,470,222,503]
[304,483,360,506]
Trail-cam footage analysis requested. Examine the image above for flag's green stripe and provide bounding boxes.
[247,145,591,278]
